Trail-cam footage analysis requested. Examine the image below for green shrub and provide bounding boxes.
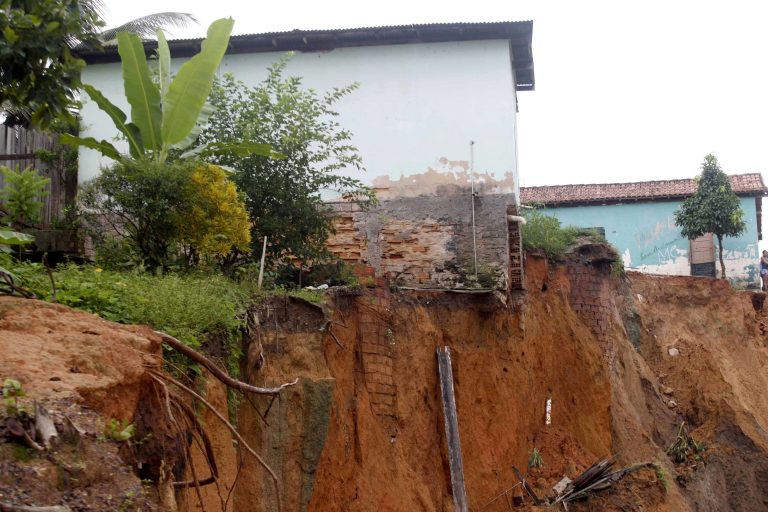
[0,165,49,225]
[522,209,610,258]
[81,159,250,270]
[522,209,577,257]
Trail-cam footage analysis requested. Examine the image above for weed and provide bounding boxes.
[611,256,625,278]
[528,447,544,469]
[104,418,135,442]
[667,421,706,464]
[463,263,502,289]
[522,209,577,257]
[2,378,24,415]
[287,288,325,303]
[522,207,610,258]
[652,462,669,491]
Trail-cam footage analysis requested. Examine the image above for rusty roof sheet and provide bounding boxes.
[521,173,768,206]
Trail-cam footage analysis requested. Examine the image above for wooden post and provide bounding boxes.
[258,236,267,288]
[436,346,469,512]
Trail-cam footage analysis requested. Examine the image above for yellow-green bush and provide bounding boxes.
[82,159,251,268]
[178,164,251,260]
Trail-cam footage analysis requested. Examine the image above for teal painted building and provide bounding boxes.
[521,174,767,287]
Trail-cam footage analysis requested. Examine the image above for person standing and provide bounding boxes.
[761,250,768,291]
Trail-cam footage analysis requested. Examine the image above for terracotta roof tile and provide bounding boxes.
[521,173,768,206]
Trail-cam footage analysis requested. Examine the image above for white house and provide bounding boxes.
[77,21,535,202]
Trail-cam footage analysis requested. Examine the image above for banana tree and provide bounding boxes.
[62,18,279,163]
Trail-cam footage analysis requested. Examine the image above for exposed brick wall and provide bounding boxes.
[326,191,517,289]
[356,294,396,417]
[568,264,612,339]
[507,205,524,291]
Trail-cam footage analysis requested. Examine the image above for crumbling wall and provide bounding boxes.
[326,190,515,288]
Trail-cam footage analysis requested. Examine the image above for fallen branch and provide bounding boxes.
[149,371,284,512]
[154,331,298,396]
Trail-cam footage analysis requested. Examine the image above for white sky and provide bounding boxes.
[102,0,768,188]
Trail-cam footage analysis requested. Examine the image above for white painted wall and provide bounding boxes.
[79,40,520,199]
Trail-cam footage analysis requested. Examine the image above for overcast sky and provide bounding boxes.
[102,0,768,188]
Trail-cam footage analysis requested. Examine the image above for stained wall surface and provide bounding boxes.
[78,40,521,197]
[540,197,761,285]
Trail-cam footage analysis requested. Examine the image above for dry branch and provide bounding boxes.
[149,371,284,512]
[154,331,298,396]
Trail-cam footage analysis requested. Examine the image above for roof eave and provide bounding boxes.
[76,21,535,90]
[525,190,768,208]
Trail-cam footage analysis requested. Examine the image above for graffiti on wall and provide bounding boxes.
[633,216,686,267]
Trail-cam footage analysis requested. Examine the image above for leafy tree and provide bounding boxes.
[0,0,102,128]
[176,164,251,264]
[674,154,746,279]
[64,19,264,268]
[93,10,197,44]
[81,159,250,269]
[200,58,375,266]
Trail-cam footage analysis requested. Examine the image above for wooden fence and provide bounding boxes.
[0,124,76,228]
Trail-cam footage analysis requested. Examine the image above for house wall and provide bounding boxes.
[326,192,516,288]
[78,40,521,199]
[540,197,760,286]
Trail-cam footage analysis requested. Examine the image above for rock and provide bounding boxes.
[661,385,674,395]
[668,400,678,409]
[553,476,572,495]
[668,347,680,357]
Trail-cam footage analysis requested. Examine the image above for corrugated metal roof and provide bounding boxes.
[521,173,768,206]
[78,21,535,90]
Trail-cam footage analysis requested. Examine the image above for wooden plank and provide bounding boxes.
[436,346,469,512]
[690,233,715,264]
[0,125,67,227]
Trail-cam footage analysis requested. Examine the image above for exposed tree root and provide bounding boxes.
[149,370,284,512]
[154,331,298,396]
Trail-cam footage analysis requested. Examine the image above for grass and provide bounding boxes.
[528,447,544,469]
[0,255,329,380]
[522,208,607,257]
[652,461,669,491]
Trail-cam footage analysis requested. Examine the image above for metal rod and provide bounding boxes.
[258,236,268,288]
[470,141,478,282]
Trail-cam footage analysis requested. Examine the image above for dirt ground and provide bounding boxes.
[236,251,768,512]
[3,246,768,512]
[0,297,167,511]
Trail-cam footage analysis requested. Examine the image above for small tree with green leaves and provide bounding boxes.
[674,154,746,279]
[0,165,50,226]
[200,58,375,266]
[0,0,102,128]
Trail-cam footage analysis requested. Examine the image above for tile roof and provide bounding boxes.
[521,173,768,206]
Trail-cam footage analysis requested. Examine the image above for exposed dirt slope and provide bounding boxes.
[235,250,768,512]
[629,273,768,511]
[0,297,166,511]
[4,246,768,512]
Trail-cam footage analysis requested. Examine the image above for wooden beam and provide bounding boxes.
[436,347,468,512]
